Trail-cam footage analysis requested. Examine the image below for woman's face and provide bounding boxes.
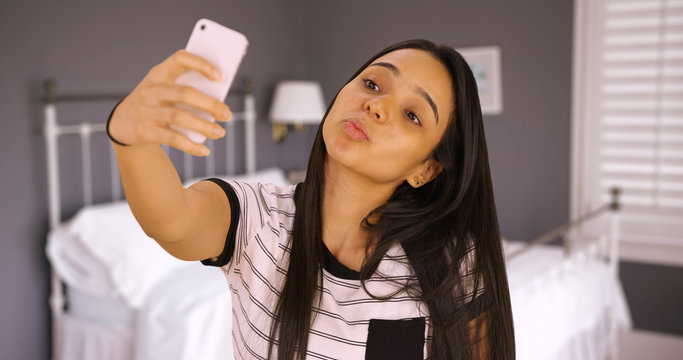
[323,48,454,185]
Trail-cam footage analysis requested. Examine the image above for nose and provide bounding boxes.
[364,98,388,124]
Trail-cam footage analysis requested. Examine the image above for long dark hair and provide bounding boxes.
[269,39,515,359]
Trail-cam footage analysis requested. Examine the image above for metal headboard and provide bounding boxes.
[505,187,622,276]
[43,77,256,359]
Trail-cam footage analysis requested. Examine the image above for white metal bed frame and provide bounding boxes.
[43,77,257,359]
[504,187,623,359]
[42,76,625,359]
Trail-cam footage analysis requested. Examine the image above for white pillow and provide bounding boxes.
[47,224,119,298]
[60,167,290,308]
[65,201,190,308]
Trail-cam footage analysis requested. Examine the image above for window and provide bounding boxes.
[572,0,683,267]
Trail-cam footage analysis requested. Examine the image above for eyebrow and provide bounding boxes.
[368,62,440,124]
[370,62,401,76]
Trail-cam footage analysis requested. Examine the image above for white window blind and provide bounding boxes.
[574,0,683,266]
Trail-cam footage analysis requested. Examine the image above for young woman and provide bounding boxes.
[108,39,515,359]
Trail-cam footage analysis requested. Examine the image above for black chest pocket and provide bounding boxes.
[365,317,425,360]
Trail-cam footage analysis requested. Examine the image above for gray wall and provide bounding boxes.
[0,1,312,358]
[1,0,681,358]
[304,0,574,242]
[303,0,683,337]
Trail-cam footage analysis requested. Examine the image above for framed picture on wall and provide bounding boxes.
[456,46,503,115]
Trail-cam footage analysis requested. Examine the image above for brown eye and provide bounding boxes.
[406,111,421,126]
[364,79,380,91]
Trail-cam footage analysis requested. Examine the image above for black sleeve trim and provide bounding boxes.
[201,178,241,267]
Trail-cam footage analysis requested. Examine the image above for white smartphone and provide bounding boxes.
[172,18,249,144]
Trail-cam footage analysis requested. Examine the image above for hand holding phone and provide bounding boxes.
[171,18,249,143]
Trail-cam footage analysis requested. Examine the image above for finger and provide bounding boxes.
[147,106,226,140]
[161,49,221,83]
[145,84,232,122]
[153,126,212,157]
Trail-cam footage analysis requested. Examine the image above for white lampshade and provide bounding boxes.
[269,81,326,124]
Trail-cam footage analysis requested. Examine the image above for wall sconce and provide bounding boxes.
[269,81,325,142]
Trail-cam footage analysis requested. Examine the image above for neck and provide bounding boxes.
[321,158,400,258]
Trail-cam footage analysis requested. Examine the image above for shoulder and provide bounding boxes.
[202,180,298,267]
[229,181,297,214]
[222,181,298,239]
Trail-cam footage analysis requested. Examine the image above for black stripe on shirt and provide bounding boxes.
[242,252,284,296]
[309,328,366,347]
[322,273,362,290]
[312,307,371,326]
[317,286,419,306]
[230,306,269,360]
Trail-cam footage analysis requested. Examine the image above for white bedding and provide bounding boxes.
[48,201,189,308]
[46,167,631,360]
[46,168,288,360]
[47,167,290,308]
[135,262,233,360]
[58,313,133,360]
[57,262,234,360]
[47,225,119,299]
[506,241,632,359]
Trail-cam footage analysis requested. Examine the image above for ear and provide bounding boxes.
[408,159,443,188]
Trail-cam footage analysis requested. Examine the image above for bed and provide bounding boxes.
[43,79,632,360]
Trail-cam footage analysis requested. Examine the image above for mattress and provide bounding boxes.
[505,240,632,360]
[58,313,133,360]
[67,287,134,329]
[57,260,234,360]
[56,280,134,360]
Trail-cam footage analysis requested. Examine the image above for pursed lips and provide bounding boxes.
[343,118,370,141]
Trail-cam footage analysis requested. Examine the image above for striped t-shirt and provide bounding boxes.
[201,179,482,359]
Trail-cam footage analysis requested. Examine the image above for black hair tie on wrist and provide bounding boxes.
[106,98,130,147]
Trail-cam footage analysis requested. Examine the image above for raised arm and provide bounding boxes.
[109,50,233,261]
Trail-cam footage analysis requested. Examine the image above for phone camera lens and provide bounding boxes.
[200,24,206,30]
